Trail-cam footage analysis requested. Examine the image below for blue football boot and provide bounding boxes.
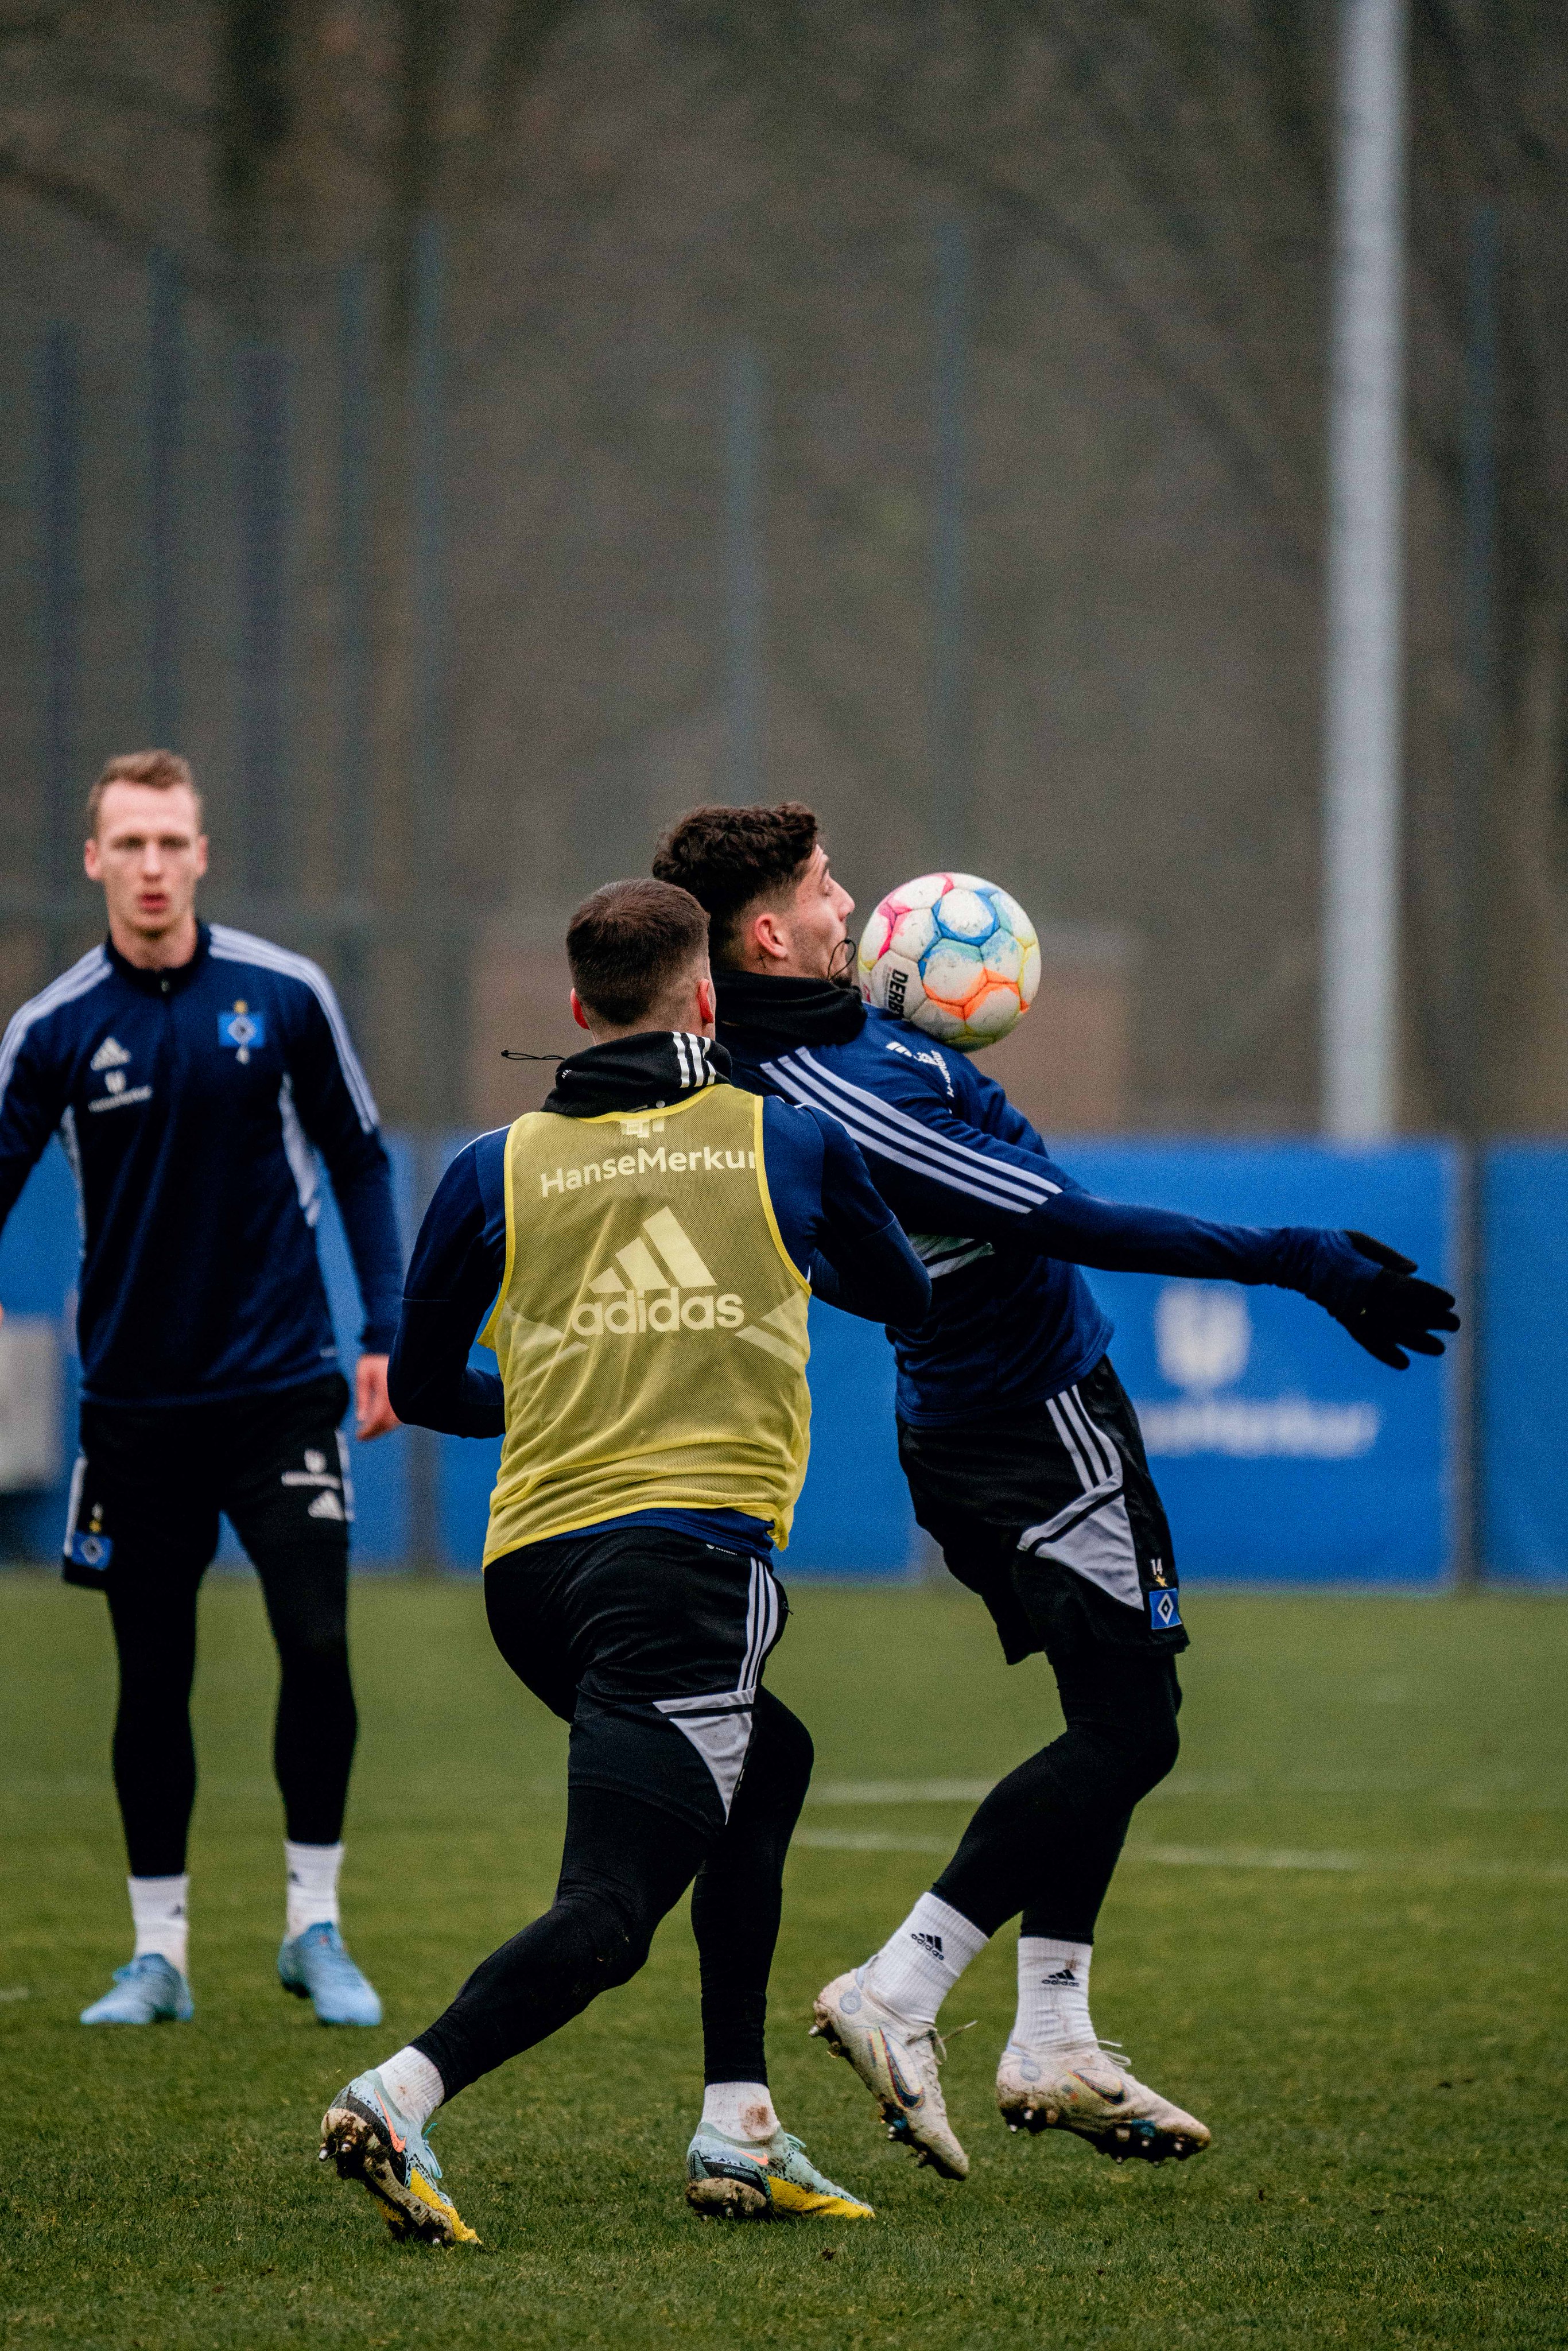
[80,1952,194,2026]
[278,1921,383,2027]
[320,2070,480,2245]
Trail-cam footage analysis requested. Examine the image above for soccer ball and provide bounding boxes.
[856,872,1041,1050]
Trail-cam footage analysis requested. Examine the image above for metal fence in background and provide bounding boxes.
[2,218,998,1133]
[3,238,423,1054]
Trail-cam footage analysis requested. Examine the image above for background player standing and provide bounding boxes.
[654,802,1458,2178]
[320,879,929,2240]
[0,751,402,2027]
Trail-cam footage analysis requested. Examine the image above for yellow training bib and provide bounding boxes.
[479,1087,812,1562]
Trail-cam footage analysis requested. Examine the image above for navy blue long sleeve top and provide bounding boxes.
[719,1002,1386,1426]
[0,924,402,1406]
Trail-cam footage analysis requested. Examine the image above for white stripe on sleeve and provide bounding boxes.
[784,1050,1062,1204]
[772,1060,1045,1216]
[0,949,111,1117]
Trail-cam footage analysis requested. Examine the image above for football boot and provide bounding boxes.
[80,1953,193,2026]
[279,1922,383,2026]
[997,2038,1210,2163]
[319,2069,480,2245]
[811,1968,969,2179]
[685,2126,875,2220]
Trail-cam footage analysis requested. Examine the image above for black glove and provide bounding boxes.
[1332,1231,1460,1370]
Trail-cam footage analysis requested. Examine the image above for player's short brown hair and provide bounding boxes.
[651,802,819,965]
[86,750,203,837]
[566,878,711,1028]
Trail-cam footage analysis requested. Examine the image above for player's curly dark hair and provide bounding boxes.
[651,803,820,965]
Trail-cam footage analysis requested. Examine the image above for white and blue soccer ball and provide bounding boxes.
[856,871,1041,1051]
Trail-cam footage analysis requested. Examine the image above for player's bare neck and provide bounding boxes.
[108,911,200,972]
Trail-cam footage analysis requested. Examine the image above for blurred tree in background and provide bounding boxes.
[1,0,1564,1137]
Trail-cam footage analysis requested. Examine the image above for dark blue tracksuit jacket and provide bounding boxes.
[716,992,1384,1429]
[0,924,402,1408]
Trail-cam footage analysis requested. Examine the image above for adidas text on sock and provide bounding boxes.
[285,1840,344,1939]
[129,1875,189,1974]
[864,1892,989,2028]
[1014,1936,1095,2051]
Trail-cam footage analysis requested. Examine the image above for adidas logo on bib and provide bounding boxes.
[503,1205,806,1369]
[574,1207,737,1336]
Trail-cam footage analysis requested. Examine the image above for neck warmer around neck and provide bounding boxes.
[541,1030,731,1118]
[712,968,867,1046]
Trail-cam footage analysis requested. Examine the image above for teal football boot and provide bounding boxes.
[320,2070,480,2245]
[279,1922,382,2026]
[685,2126,875,2220]
[80,1953,193,2026]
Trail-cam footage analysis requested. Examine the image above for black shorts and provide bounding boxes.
[63,1374,354,1591]
[484,1524,787,1837]
[898,1354,1187,1662]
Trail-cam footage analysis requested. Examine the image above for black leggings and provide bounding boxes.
[933,1608,1182,1944]
[414,1687,812,2100]
[107,1545,358,1877]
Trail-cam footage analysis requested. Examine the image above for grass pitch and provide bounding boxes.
[2,1573,1566,2349]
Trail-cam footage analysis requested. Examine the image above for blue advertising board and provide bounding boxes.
[1062,1142,1458,1585]
[1480,1146,1568,1583]
[0,1127,1476,1586]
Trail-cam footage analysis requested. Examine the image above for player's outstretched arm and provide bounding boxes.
[776,1046,1456,1364]
[387,1140,506,1437]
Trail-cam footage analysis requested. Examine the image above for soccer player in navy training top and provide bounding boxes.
[0,751,403,2028]
[654,802,1458,2179]
[319,880,929,2241]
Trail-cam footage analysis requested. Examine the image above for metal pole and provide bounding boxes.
[149,251,183,746]
[410,216,459,1131]
[1457,200,1497,1136]
[40,322,80,979]
[933,214,969,861]
[238,346,289,898]
[1451,202,1498,1589]
[1321,0,1407,1140]
[407,218,452,1570]
[724,339,764,800]
[337,257,372,1033]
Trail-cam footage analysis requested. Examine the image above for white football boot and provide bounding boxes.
[996,2037,1210,2163]
[811,1968,969,2180]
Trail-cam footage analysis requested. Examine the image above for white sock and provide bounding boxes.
[863,1892,989,2028]
[701,2082,779,2144]
[285,1840,343,1938]
[1014,1935,1096,2051]
[377,2047,445,2133]
[129,1874,189,1974]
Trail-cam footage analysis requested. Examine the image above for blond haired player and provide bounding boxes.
[0,751,399,2027]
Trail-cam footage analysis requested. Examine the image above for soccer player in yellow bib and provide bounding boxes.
[319,879,930,2240]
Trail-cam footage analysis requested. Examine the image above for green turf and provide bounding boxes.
[2,1574,1566,2348]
